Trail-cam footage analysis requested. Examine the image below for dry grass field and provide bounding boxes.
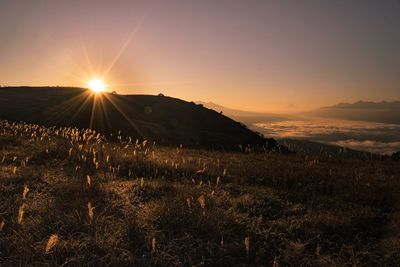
[1,120,400,266]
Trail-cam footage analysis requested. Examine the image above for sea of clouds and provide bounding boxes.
[255,118,400,155]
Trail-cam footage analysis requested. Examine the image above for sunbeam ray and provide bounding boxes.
[103,92,146,139]
[101,13,149,80]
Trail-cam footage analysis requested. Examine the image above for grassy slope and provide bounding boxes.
[279,139,380,159]
[0,87,266,149]
[1,121,400,266]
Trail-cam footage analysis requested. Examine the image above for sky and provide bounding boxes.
[0,0,399,112]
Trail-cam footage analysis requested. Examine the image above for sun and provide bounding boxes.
[88,79,105,93]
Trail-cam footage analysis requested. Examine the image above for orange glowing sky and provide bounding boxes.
[0,0,399,112]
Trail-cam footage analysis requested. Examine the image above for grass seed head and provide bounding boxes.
[272,256,280,267]
[151,237,157,253]
[22,184,29,200]
[0,220,5,231]
[244,236,250,255]
[315,243,321,257]
[86,175,92,186]
[18,203,27,224]
[45,234,59,254]
[88,202,94,223]
[198,195,206,209]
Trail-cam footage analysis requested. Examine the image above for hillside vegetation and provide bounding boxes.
[0,120,400,266]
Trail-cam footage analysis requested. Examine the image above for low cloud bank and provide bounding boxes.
[255,119,400,154]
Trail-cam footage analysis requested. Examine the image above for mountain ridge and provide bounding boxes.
[322,100,400,109]
[306,100,400,124]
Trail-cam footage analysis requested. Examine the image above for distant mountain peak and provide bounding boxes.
[308,100,400,124]
[324,100,400,109]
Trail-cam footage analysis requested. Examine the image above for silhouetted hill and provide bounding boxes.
[0,87,272,150]
[307,100,400,124]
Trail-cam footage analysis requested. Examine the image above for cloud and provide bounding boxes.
[333,140,400,155]
[254,118,400,154]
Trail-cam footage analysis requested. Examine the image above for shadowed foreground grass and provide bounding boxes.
[0,120,399,266]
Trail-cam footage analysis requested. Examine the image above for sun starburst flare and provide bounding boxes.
[88,79,105,93]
